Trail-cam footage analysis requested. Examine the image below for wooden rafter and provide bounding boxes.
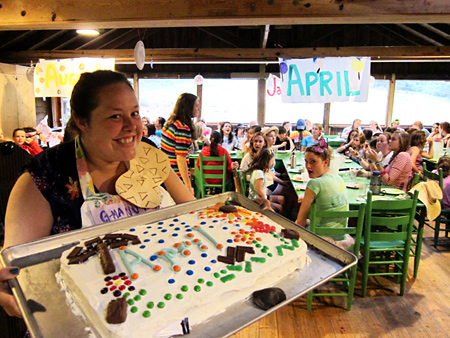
[1,0,450,31]
[2,46,449,65]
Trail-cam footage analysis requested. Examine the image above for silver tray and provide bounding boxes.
[1,192,357,338]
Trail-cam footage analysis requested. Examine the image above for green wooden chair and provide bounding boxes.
[409,172,423,277]
[422,165,450,248]
[306,202,366,310]
[360,190,419,297]
[194,154,227,198]
[233,168,248,197]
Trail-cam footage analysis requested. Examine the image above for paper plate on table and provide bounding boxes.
[277,150,289,153]
[345,183,360,189]
[292,175,303,182]
[288,169,302,173]
[229,151,237,154]
[382,188,405,195]
[295,183,307,191]
[344,160,353,163]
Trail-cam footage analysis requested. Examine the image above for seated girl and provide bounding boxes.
[196,131,238,190]
[336,129,359,155]
[246,149,282,212]
[366,131,412,191]
[435,157,450,209]
[295,139,352,249]
[409,130,433,176]
[240,132,268,172]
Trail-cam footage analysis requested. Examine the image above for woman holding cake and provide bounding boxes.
[0,70,195,317]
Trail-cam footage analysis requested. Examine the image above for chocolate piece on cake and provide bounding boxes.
[109,240,129,249]
[67,246,83,259]
[219,205,237,213]
[235,250,246,262]
[252,287,287,310]
[281,228,300,241]
[227,246,236,258]
[106,297,128,324]
[103,233,122,240]
[218,255,235,265]
[236,246,255,254]
[84,237,102,249]
[97,243,116,275]
[68,250,96,264]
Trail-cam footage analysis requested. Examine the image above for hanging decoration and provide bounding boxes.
[134,40,146,70]
[194,74,204,85]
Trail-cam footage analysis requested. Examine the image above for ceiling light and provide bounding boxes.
[76,29,99,36]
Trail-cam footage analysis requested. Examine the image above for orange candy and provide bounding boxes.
[173,265,181,272]
[216,244,223,249]
[153,266,161,272]
[131,273,139,279]
[157,251,165,256]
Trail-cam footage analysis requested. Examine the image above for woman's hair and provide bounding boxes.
[12,128,24,138]
[305,141,333,162]
[385,127,397,134]
[219,121,234,143]
[355,132,366,150]
[313,123,323,131]
[410,130,427,149]
[147,124,156,136]
[209,131,221,157]
[352,119,361,128]
[247,148,274,173]
[437,156,450,178]
[249,132,268,157]
[69,70,133,134]
[389,131,411,164]
[166,93,197,138]
[193,123,203,140]
[157,117,166,127]
[363,129,373,141]
[249,125,262,133]
[278,126,286,134]
[440,122,450,134]
[346,129,359,143]
[282,121,290,127]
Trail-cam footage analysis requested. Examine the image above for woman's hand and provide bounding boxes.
[366,148,379,162]
[0,266,21,317]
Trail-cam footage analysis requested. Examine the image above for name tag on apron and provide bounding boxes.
[90,201,146,224]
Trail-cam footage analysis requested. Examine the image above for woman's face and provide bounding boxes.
[284,122,291,131]
[377,135,389,153]
[141,117,149,126]
[432,124,439,133]
[278,132,286,141]
[389,133,400,151]
[193,99,201,118]
[266,131,276,146]
[349,131,358,140]
[312,125,322,138]
[305,152,329,178]
[354,120,361,128]
[305,120,312,130]
[253,135,265,150]
[353,137,361,147]
[237,127,244,138]
[13,130,26,145]
[222,123,232,135]
[77,83,142,164]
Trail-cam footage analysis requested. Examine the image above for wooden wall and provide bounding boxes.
[0,63,36,141]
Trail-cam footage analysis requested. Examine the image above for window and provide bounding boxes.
[393,80,450,126]
[138,79,197,122]
[201,79,258,124]
[330,80,389,127]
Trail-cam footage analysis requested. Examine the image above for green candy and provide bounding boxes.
[176,293,184,299]
[157,302,165,309]
[181,285,188,292]
[164,293,172,300]
[131,306,138,313]
[143,310,151,318]
[194,285,201,292]
[147,301,154,309]
[139,289,147,296]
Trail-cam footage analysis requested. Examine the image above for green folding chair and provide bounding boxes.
[360,190,419,297]
[233,168,248,197]
[194,154,227,198]
[306,202,366,310]
[422,165,450,248]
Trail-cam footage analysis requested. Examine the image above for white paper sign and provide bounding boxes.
[279,57,371,103]
[34,58,115,97]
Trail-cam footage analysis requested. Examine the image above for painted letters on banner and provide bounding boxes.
[278,57,371,103]
[34,58,115,97]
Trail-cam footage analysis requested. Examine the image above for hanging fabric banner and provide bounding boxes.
[278,57,371,103]
[34,58,115,97]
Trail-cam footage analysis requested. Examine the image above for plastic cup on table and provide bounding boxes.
[349,169,357,183]
[358,183,368,198]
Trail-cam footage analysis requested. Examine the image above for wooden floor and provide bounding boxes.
[231,224,450,338]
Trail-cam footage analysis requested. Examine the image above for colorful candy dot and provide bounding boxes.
[168,279,175,284]
[204,267,211,272]
[207,281,214,287]
[143,310,151,318]
[139,289,147,296]
[147,302,154,309]
[127,299,134,306]
[194,285,201,292]
[176,294,183,300]
[201,253,207,258]
[197,278,205,284]
[134,295,141,301]
[188,260,195,265]
[131,306,138,313]
[123,292,130,298]
[213,272,220,278]
[181,285,188,292]
[129,286,135,291]
[157,302,165,309]
[131,273,139,280]
[113,290,122,297]
[186,270,194,276]
[100,287,108,294]
[164,293,172,300]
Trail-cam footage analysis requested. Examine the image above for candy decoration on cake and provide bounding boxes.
[115,142,170,209]
[106,297,128,324]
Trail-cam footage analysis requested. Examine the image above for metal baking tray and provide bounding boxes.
[1,192,357,338]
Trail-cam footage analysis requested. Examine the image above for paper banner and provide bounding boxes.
[278,57,371,103]
[34,58,115,97]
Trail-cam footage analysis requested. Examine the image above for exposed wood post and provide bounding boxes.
[257,64,266,126]
[51,97,62,127]
[196,83,203,122]
[133,72,139,100]
[386,73,396,128]
[323,103,331,134]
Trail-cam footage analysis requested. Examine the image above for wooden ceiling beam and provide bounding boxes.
[1,0,450,31]
[2,46,449,64]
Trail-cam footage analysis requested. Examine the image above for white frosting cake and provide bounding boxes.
[58,203,308,338]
